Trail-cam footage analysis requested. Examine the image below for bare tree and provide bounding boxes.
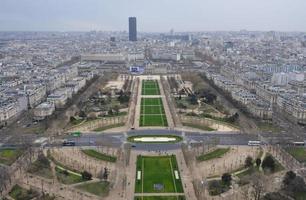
[0,166,10,196]
[240,185,251,200]
[250,173,266,200]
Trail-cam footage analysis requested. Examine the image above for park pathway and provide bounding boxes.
[158,77,175,129]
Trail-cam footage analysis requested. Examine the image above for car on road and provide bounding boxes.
[62,140,76,146]
[70,131,82,137]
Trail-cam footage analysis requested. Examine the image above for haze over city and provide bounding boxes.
[1,0,306,32]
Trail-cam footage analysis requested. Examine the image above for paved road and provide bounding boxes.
[62,129,258,151]
[0,128,299,151]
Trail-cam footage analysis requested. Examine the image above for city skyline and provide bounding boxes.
[0,0,306,32]
[1,1,306,199]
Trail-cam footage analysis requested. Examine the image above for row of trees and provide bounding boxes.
[0,166,11,196]
[117,90,131,105]
[186,89,217,106]
[254,170,306,200]
[240,154,300,200]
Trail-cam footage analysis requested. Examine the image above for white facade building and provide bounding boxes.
[33,101,55,120]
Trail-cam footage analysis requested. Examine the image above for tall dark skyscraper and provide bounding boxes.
[129,17,137,41]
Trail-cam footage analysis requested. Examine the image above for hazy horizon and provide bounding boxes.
[0,0,306,32]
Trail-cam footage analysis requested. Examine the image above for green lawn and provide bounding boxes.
[127,135,183,143]
[76,181,110,197]
[81,149,117,162]
[0,148,22,165]
[141,98,163,106]
[55,166,85,185]
[285,147,306,163]
[135,155,184,193]
[140,115,168,126]
[141,105,165,114]
[142,80,160,95]
[92,122,125,132]
[182,122,215,131]
[197,148,230,162]
[9,185,39,200]
[140,98,168,127]
[134,196,186,200]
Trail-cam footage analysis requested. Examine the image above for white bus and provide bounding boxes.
[292,141,305,146]
[248,140,261,146]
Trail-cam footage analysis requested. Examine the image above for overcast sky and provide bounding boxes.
[0,0,305,32]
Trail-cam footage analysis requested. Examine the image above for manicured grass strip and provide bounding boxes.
[140,115,168,127]
[142,80,160,95]
[92,122,125,132]
[182,122,215,131]
[76,181,110,197]
[140,97,168,127]
[81,149,117,162]
[135,155,184,193]
[285,147,306,163]
[142,156,176,193]
[135,155,143,193]
[55,166,85,185]
[127,135,183,143]
[197,148,230,162]
[141,105,165,114]
[0,148,23,166]
[135,196,186,200]
[141,98,163,106]
[170,155,184,193]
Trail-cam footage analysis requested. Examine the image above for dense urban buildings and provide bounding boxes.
[1,14,306,200]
